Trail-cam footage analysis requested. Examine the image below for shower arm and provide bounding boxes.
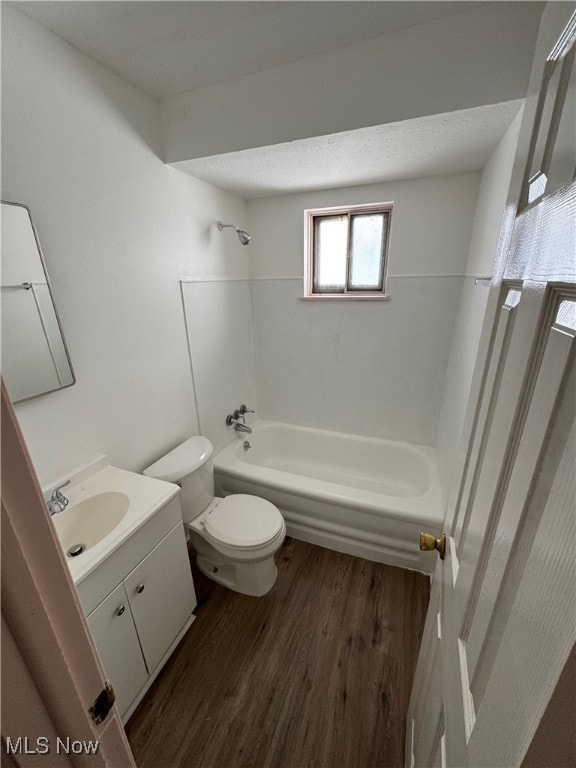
[217,220,251,246]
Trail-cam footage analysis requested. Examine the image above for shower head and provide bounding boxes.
[236,229,252,246]
[217,220,252,246]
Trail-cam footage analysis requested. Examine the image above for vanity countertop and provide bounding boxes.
[51,464,179,585]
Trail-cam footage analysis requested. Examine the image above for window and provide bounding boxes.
[305,202,392,298]
[518,16,576,212]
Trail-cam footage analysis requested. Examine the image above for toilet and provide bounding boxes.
[143,436,286,597]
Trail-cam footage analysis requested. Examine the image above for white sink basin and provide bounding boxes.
[48,463,180,584]
[54,491,130,556]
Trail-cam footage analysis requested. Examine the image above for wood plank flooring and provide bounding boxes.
[126,538,429,768]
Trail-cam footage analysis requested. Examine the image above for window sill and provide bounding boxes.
[300,294,391,301]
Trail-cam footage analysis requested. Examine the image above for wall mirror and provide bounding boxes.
[1,200,76,403]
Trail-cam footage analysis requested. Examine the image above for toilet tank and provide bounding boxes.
[143,436,214,524]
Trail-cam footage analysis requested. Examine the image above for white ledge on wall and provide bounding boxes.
[250,274,466,281]
[300,294,392,301]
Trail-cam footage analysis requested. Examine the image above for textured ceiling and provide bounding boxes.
[15,1,484,100]
[171,100,523,199]
[14,1,523,198]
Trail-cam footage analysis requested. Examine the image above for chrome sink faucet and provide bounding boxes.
[47,480,70,515]
[225,406,254,434]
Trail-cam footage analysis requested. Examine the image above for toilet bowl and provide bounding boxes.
[143,437,285,596]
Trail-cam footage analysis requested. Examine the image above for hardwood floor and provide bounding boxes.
[126,538,429,768]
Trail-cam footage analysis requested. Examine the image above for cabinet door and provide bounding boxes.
[86,582,148,717]
[124,523,196,673]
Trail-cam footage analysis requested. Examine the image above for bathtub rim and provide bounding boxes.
[215,420,444,529]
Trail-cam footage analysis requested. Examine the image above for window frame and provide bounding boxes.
[304,202,393,300]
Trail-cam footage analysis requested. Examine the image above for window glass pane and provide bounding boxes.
[555,298,576,332]
[527,171,548,204]
[349,213,385,290]
[546,53,576,196]
[314,216,348,291]
[528,60,564,186]
[504,288,522,309]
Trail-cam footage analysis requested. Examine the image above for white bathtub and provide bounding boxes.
[214,421,444,573]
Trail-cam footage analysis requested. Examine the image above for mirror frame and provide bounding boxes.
[1,199,76,403]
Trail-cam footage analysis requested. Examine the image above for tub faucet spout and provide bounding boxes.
[233,421,252,434]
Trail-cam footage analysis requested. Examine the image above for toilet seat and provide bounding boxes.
[203,494,284,549]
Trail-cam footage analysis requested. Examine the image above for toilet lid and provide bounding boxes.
[204,495,283,548]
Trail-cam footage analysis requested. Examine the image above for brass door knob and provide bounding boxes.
[420,532,446,560]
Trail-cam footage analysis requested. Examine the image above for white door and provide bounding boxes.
[2,378,137,766]
[407,6,576,767]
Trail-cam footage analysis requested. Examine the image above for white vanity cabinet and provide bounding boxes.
[123,523,196,674]
[76,494,197,721]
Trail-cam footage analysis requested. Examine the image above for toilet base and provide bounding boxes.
[196,553,278,597]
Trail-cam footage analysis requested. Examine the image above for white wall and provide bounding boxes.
[1,5,525,496]
[435,109,524,497]
[2,6,249,487]
[161,3,541,163]
[181,279,257,453]
[247,174,479,445]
